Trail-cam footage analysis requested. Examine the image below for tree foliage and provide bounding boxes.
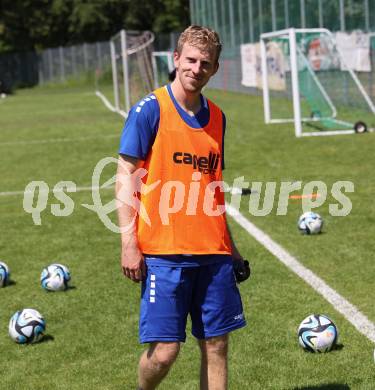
[0,0,189,52]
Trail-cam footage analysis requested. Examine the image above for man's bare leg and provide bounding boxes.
[138,341,180,390]
[198,334,228,390]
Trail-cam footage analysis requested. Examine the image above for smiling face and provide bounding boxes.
[173,43,219,94]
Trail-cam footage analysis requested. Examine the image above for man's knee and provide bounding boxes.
[148,342,180,369]
[199,335,228,357]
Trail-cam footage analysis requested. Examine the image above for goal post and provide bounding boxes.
[95,30,155,118]
[260,28,375,137]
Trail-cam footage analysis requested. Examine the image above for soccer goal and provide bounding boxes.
[95,30,155,118]
[260,28,375,137]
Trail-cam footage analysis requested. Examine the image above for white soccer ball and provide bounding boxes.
[0,261,10,287]
[298,211,323,234]
[9,308,46,344]
[298,314,338,353]
[40,263,71,291]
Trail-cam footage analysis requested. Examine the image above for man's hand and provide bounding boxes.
[121,239,146,283]
[233,258,251,283]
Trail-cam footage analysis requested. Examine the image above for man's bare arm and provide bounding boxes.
[116,155,146,283]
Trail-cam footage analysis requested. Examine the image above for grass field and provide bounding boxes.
[0,84,374,389]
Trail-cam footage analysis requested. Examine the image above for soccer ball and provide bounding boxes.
[0,261,10,287]
[9,308,46,344]
[298,314,338,353]
[41,263,71,291]
[298,212,323,234]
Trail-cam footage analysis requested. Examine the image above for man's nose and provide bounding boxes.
[191,62,202,74]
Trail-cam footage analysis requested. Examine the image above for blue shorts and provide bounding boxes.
[139,256,246,343]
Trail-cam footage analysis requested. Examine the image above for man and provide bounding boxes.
[116,25,249,390]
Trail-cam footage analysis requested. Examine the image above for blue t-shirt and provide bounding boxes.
[118,84,228,266]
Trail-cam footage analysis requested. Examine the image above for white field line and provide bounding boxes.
[0,185,115,197]
[226,204,375,344]
[0,134,119,147]
[95,91,128,119]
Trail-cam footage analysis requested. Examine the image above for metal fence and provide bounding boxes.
[0,51,39,92]
[190,0,375,111]
[0,32,179,92]
[38,42,111,84]
[190,0,375,57]
[206,37,375,109]
[38,32,179,85]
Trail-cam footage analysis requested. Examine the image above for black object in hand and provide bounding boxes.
[233,259,251,283]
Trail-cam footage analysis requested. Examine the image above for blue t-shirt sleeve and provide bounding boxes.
[118,95,160,160]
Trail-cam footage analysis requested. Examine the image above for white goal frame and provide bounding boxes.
[111,30,129,117]
[95,29,155,119]
[260,28,375,137]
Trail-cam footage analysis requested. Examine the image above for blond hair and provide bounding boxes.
[176,25,222,63]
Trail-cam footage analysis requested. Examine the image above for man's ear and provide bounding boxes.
[173,50,180,69]
[213,61,219,75]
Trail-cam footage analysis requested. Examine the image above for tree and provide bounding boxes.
[0,0,190,53]
[153,0,190,33]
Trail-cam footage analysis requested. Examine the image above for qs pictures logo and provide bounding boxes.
[22,157,355,232]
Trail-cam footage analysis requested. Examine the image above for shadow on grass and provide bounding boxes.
[301,343,344,354]
[292,384,350,390]
[43,285,77,293]
[39,334,54,344]
[331,343,344,352]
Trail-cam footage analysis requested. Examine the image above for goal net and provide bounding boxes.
[95,30,155,118]
[260,28,375,137]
